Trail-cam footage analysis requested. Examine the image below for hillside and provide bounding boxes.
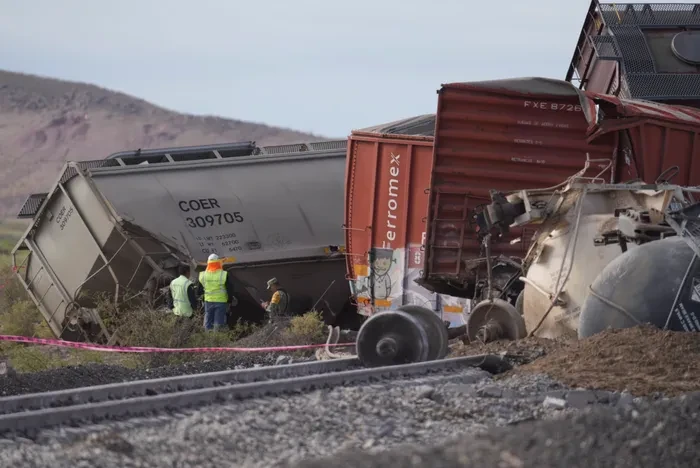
[0,69,324,219]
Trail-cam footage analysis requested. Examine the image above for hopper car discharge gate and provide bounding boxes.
[12,140,354,343]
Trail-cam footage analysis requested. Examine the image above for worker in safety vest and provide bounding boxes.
[165,264,198,318]
[261,277,290,322]
[196,254,235,330]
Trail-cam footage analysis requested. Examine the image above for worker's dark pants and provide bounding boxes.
[203,302,227,330]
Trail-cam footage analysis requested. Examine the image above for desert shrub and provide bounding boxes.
[103,302,199,368]
[4,345,58,372]
[0,249,45,340]
[97,294,260,367]
[0,267,31,310]
[0,300,42,337]
[284,310,325,344]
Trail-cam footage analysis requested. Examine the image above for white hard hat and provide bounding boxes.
[208,253,220,262]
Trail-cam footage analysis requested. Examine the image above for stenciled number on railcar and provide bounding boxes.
[185,212,244,228]
[55,205,74,231]
[523,101,582,112]
[178,197,245,229]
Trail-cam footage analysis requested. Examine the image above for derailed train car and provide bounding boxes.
[344,115,473,328]
[353,77,700,366]
[421,77,700,298]
[12,140,353,342]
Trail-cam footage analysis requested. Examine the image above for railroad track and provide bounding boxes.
[0,354,508,435]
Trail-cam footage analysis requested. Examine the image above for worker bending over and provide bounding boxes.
[166,264,198,319]
[197,254,235,330]
[261,277,289,322]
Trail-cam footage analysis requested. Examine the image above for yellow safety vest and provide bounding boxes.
[170,275,194,317]
[199,269,229,303]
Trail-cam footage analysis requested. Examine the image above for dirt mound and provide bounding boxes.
[513,325,700,396]
[449,335,572,367]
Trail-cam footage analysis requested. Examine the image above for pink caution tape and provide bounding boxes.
[0,334,355,354]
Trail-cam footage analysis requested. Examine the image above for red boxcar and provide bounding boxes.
[421,77,700,295]
[344,115,473,326]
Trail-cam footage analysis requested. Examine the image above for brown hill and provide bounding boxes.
[0,69,324,219]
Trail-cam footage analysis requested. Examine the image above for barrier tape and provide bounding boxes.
[1,266,355,353]
[0,335,355,354]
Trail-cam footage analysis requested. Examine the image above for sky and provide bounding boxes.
[0,0,675,137]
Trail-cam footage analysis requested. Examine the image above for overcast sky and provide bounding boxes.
[0,0,663,137]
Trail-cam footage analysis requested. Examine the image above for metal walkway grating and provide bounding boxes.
[17,193,49,219]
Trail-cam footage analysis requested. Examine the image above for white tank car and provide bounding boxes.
[517,184,680,338]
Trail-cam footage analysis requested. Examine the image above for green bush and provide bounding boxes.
[4,345,58,373]
[284,310,326,344]
[0,300,41,337]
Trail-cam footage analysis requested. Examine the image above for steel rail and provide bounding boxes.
[0,355,506,434]
[0,357,361,415]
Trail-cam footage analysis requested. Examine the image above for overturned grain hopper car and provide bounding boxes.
[13,140,352,342]
[355,77,700,365]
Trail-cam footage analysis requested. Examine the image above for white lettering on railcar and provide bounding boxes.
[384,153,401,248]
[512,157,547,164]
[523,101,582,112]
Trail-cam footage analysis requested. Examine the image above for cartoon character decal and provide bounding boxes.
[351,247,469,326]
[354,248,394,301]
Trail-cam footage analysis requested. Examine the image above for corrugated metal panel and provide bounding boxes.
[17,193,49,219]
[600,97,700,124]
[356,114,436,137]
[589,94,700,185]
[344,133,470,325]
[423,78,618,286]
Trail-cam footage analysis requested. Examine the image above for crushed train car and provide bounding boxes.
[421,76,700,300]
[12,140,353,342]
[354,77,700,364]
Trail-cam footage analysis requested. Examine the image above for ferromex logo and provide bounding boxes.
[383,152,400,248]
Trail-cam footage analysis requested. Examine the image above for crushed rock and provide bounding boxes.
[512,325,700,396]
[293,392,700,468]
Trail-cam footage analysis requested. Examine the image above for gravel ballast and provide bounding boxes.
[296,393,700,468]
[0,368,628,468]
[0,352,310,396]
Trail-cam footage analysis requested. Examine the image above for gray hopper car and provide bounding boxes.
[12,140,354,343]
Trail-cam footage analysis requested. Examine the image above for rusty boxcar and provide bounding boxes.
[420,77,700,297]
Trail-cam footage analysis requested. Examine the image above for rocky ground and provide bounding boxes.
[0,369,598,468]
[0,323,331,396]
[295,392,700,468]
[0,325,698,467]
